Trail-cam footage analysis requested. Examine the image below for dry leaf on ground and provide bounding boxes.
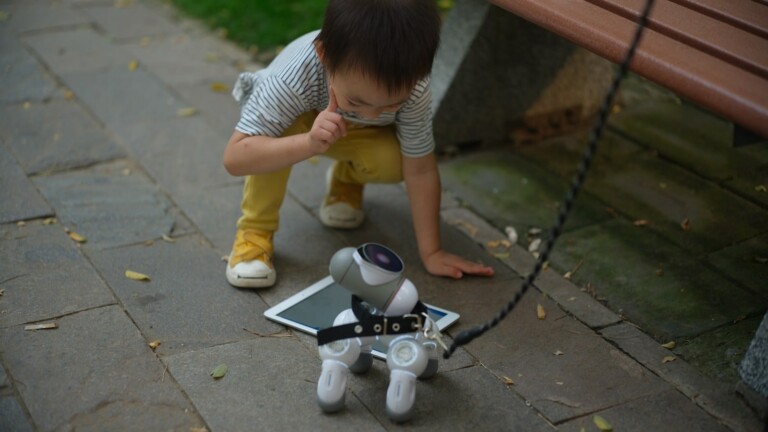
[505,226,518,244]
[593,415,613,431]
[25,323,58,331]
[553,350,564,356]
[149,340,161,350]
[662,355,676,364]
[502,375,514,385]
[536,304,547,320]
[634,219,649,227]
[67,231,87,243]
[680,218,691,231]
[128,59,138,71]
[177,107,197,117]
[125,270,150,281]
[661,341,676,349]
[211,364,228,379]
[528,238,542,253]
[210,82,229,93]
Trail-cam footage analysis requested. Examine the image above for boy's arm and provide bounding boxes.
[402,153,495,279]
[223,89,346,176]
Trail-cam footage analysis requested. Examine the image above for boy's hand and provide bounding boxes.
[424,250,495,279]
[308,87,346,154]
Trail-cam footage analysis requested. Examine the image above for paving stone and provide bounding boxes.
[600,323,765,432]
[164,337,387,431]
[23,27,130,74]
[88,234,283,355]
[707,233,768,299]
[610,99,766,182]
[33,161,188,250]
[550,219,766,340]
[346,363,556,431]
[0,221,116,327]
[0,306,205,431]
[676,316,763,384]
[454,291,666,424]
[110,116,232,195]
[585,150,768,254]
[0,363,8,388]
[174,81,241,133]
[0,34,58,103]
[82,2,177,40]
[125,33,245,86]
[0,396,33,432]
[173,181,243,254]
[559,388,730,432]
[0,0,90,33]
[0,145,51,224]
[0,99,124,175]
[60,67,188,128]
[439,149,611,237]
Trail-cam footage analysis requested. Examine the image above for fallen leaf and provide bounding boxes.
[25,323,58,331]
[211,364,228,379]
[555,381,564,385]
[661,341,676,350]
[162,234,175,243]
[528,227,542,236]
[553,350,564,356]
[493,252,509,259]
[17,221,26,227]
[23,101,31,109]
[633,219,649,227]
[63,89,75,100]
[43,218,57,225]
[680,218,691,231]
[662,355,676,364]
[504,226,518,244]
[140,36,151,47]
[125,270,150,281]
[67,231,87,243]
[209,82,229,93]
[0,289,5,296]
[128,59,138,71]
[149,340,161,350]
[502,375,514,385]
[593,415,613,431]
[177,107,197,117]
[144,240,154,246]
[755,256,768,264]
[536,304,547,320]
[451,219,478,237]
[528,238,542,253]
[659,182,667,189]
[755,185,767,193]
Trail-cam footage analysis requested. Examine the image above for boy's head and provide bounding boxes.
[315,0,441,96]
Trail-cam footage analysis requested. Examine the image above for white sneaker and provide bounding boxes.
[320,163,364,229]
[225,229,276,288]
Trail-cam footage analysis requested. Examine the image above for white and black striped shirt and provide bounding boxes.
[234,31,435,158]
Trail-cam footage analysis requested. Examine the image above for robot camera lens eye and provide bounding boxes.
[359,243,403,273]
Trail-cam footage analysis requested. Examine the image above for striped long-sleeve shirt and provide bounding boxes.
[233,31,435,158]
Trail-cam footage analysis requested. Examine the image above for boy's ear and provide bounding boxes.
[314,40,325,63]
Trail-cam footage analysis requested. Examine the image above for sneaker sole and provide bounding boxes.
[226,266,276,289]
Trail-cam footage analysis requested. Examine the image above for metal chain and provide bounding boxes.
[444,0,656,359]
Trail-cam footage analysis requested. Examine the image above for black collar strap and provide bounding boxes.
[317,295,428,346]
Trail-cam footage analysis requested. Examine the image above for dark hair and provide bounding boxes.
[315,0,441,94]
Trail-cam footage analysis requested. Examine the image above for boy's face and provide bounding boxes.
[328,68,411,120]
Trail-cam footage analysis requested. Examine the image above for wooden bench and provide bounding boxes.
[489,0,768,141]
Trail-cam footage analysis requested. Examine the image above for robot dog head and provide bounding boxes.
[329,243,411,312]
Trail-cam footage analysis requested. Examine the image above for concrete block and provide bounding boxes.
[0,306,205,431]
[431,0,612,148]
[1,0,89,33]
[60,68,188,128]
[0,145,51,224]
[0,35,58,103]
[33,161,188,250]
[174,81,241,133]
[87,234,284,355]
[707,233,768,299]
[0,99,124,175]
[82,2,177,40]
[0,396,33,432]
[164,337,386,431]
[0,221,116,327]
[23,27,130,74]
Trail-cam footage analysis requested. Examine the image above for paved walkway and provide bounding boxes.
[0,0,765,431]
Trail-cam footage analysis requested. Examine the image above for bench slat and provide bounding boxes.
[490,0,768,137]
[588,0,768,79]
[670,0,768,39]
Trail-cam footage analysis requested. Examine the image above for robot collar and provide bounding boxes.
[317,295,428,346]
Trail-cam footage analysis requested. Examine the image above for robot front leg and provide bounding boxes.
[385,336,429,423]
[317,338,361,413]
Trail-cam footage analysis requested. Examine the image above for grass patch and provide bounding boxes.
[170,0,454,61]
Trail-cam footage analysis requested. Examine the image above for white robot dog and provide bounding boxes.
[315,243,444,422]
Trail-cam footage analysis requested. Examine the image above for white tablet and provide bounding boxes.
[264,275,460,360]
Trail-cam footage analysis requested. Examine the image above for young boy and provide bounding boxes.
[223,0,494,288]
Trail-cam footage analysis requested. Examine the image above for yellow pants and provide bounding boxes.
[237,111,404,232]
